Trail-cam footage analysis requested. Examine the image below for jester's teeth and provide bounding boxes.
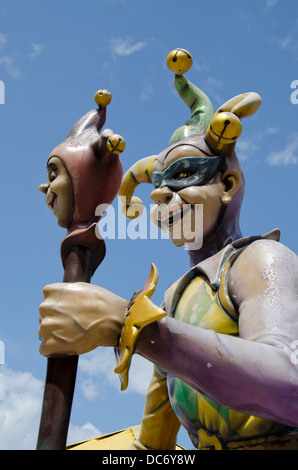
[159,207,188,226]
[47,193,56,210]
[157,204,191,227]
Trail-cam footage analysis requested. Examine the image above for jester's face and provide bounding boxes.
[149,143,241,248]
[39,153,74,228]
[118,49,260,251]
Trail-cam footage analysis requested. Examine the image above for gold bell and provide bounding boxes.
[166,48,193,75]
[94,89,112,108]
[206,112,242,150]
[107,134,126,155]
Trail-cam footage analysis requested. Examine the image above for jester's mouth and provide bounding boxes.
[157,204,191,227]
[46,191,57,211]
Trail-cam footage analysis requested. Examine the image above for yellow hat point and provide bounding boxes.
[122,196,144,219]
[166,48,193,75]
[107,134,126,155]
[94,89,112,108]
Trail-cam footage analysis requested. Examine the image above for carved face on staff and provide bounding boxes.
[39,90,125,230]
[119,49,261,253]
[40,155,73,228]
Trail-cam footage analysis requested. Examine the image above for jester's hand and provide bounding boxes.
[38,282,127,357]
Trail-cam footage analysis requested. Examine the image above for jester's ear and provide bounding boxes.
[205,92,262,157]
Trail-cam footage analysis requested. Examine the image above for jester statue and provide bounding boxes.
[39,49,298,450]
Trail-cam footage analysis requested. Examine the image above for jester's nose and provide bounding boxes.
[150,187,174,205]
[39,183,48,194]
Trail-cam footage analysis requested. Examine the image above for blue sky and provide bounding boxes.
[0,0,297,450]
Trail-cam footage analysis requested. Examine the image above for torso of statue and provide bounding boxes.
[165,242,289,449]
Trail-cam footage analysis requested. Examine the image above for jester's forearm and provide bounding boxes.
[135,317,298,428]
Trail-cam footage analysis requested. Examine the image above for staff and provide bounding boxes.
[37,90,125,450]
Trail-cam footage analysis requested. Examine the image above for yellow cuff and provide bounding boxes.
[114,264,166,391]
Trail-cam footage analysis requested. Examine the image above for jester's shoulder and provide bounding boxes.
[163,229,282,318]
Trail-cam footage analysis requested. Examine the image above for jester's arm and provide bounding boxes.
[128,240,298,427]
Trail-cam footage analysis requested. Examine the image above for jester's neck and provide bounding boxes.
[187,223,242,267]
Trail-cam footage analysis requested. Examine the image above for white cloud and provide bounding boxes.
[0,338,150,449]
[28,43,44,59]
[0,33,21,79]
[265,0,279,9]
[0,32,7,51]
[79,348,119,390]
[0,37,44,79]
[267,134,298,166]
[108,36,148,57]
[192,59,210,73]
[141,84,154,102]
[0,365,106,449]
[129,355,154,395]
[237,127,279,162]
[272,34,293,50]
[264,126,280,136]
[0,54,21,79]
[0,366,43,450]
[203,76,224,105]
[236,138,260,162]
[79,348,153,397]
[67,422,102,446]
[80,378,101,401]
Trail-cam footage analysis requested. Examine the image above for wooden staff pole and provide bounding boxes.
[36,245,94,450]
[36,90,124,450]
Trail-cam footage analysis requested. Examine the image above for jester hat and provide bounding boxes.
[47,91,125,274]
[48,91,124,230]
[119,49,261,249]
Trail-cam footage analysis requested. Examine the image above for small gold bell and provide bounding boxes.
[166,48,193,75]
[207,112,242,150]
[107,134,126,155]
[94,89,112,108]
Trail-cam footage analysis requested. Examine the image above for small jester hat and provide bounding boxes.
[40,90,125,273]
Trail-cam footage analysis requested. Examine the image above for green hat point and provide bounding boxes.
[167,49,214,146]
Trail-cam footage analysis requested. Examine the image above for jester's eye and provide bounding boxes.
[173,169,196,180]
[49,169,57,182]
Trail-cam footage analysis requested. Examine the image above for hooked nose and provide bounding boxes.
[39,183,48,194]
[150,187,173,205]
